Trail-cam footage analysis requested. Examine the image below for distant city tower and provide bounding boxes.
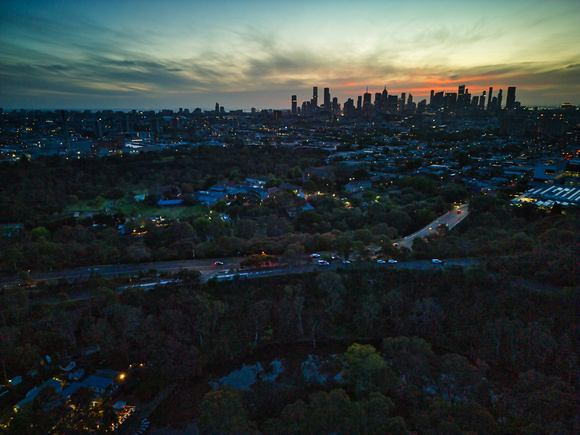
[291,95,297,115]
[312,87,318,109]
[506,87,516,109]
[324,88,330,110]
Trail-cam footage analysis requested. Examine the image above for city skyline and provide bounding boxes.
[1,0,579,111]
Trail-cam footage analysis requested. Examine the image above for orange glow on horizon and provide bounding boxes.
[335,78,521,100]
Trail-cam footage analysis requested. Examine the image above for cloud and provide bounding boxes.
[2,1,579,108]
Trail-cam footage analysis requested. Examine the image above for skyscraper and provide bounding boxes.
[498,89,503,109]
[381,86,388,111]
[324,88,330,110]
[312,87,318,109]
[291,95,297,115]
[363,87,372,108]
[487,87,493,110]
[332,97,339,113]
[506,87,516,109]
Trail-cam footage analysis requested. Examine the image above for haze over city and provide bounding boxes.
[1,0,580,110]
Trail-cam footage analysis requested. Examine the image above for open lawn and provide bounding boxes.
[65,198,208,220]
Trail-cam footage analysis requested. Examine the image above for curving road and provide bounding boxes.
[397,203,469,249]
[0,204,469,288]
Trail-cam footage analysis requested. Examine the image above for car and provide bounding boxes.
[214,261,224,266]
[377,260,386,264]
[318,260,329,266]
[342,260,351,264]
[431,259,442,264]
[310,253,321,258]
[456,210,461,214]
[392,243,399,247]
[388,259,398,264]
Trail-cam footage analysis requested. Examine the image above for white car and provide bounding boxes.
[311,253,321,258]
[388,259,398,264]
[377,260,386,264]
[318,260,330,266]
[342,260,351,264]
[432,259,442,264]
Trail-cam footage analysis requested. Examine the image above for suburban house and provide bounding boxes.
[345,180,372,193]
[83,374,116,395]
[15,378,63,411]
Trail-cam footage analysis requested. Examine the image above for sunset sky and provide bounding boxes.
[1,0,579,111]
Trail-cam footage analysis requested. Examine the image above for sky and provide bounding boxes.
[1,0,579,111]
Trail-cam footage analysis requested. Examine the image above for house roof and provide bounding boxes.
[61,382,85,399]
[83,375,114,390]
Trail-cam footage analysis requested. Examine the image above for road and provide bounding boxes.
[0,258,241,288]
[101,257,480,295]
[0,204,469,288]
[397,203,469,249]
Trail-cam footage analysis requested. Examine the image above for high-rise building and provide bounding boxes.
[506,86,516,109]
[332,97,339,113]
[357,95,362,110]
[458,85,465,96]
[387,95,398,112]
[381,86,388,111]
[312,87,318,109]
[430,90,435,107]
[487,87,493,110]
[363,87,372,108]
[400,92,406,111]
[291,95,297,115]
[324,88,330,110]
[343,98,355,117]
[497,89,503,109]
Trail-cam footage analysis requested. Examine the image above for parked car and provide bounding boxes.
[318,260,330,266]
[432,259,442,264]
[388,259,398,264]
[377,260,386,264]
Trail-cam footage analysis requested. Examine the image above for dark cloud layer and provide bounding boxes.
[1,1,579,109]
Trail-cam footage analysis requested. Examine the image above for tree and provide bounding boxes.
[197,385,256,435]
[30,226,50,241]
[283,242,304,267]
[317,272,345,323]
[334,235,355,260]
[434,353,480,405]
[342,343,395,397]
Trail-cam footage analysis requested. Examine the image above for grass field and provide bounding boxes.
[65,197,208,221]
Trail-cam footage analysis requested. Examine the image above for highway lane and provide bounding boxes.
[119,258,480,291]
[0,258,240,288]
[397,203,469,249]
[0,204,470,288]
